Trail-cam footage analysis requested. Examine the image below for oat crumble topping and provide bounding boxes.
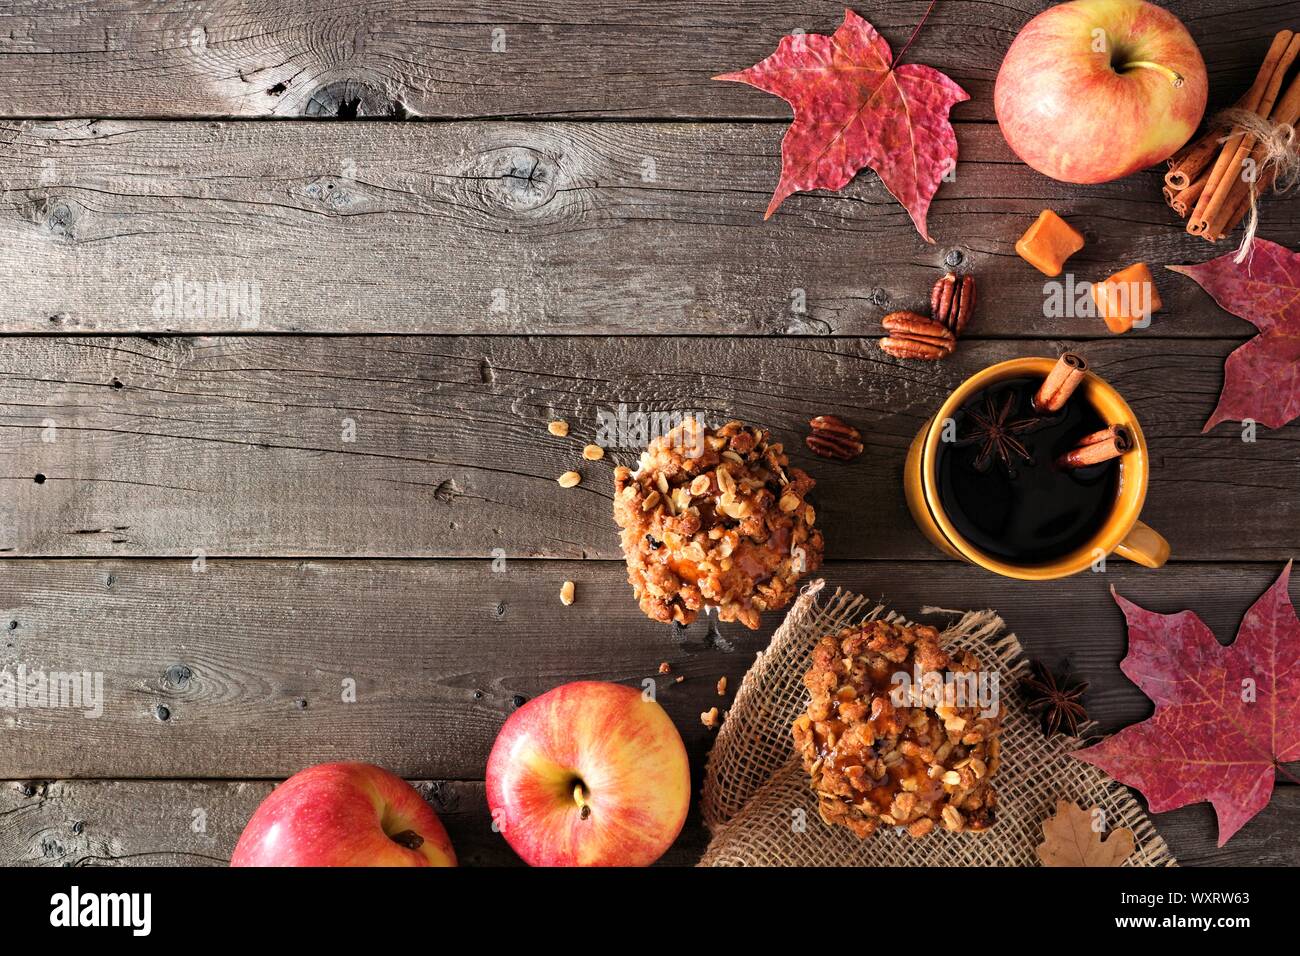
[793,621,1002,839]
[613,418,823,630]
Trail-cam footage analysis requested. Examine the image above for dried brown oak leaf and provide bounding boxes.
[714,7,967,241]
[1036,800,1134,867]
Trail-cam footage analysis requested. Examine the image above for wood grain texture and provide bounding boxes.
[2,559,1298,865]
[2,0,1295,872]
[3,120,1296,335]
[1,336,1294,560]
[0,1,1278,123]
[0,777,701,867]
[3,557,1299,776]
[1,777,1294,867]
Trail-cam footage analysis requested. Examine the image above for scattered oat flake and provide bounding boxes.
[658,661,672,674]
[716,676,728,696]
[675,675,685,684]
[559,580,575,606]
[557,471,581,488]
[548,420,569,437]
[582,444,605,461]
[700,707,720,730]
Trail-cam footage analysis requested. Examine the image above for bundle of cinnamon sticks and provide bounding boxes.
[1164,29,1300,241]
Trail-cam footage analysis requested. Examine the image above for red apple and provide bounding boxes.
[231,762,456,867]
[486,681,690,866]
[995,0,1207,183]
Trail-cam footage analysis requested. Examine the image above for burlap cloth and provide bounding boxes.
[698,581,1177,867]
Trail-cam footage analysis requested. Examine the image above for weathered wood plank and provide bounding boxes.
[0,1,1276,122]
[1,777,1295,867]
[1,336,1294,560]
[3,560,1298,865]
[3,558,1298,778]
[0,777,702,867]
[3,120,1295,335]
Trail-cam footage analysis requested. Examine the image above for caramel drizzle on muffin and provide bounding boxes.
[793,621,1002,839]
[613,419,823,630]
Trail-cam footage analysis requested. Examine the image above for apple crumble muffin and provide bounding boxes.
[613,419,823,630]
[792,621,1002,839]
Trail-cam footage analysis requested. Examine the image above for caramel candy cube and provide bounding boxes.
[1092,262,1162,334]
[1015,210,1085,277]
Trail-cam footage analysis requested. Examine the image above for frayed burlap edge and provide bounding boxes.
[698,580,1176,867]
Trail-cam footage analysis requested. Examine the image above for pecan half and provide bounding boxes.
[878,311,956,361]
[931,273,976,334]
[806,414,863,461]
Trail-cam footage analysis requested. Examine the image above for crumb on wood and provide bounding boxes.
[701,706,720,730]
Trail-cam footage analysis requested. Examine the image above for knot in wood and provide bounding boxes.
[303,78,407,119]
[303,175,363,213]
[37,197,78,242]
[470,145,562,216]
[433,478,462,502]
[425,781,459,812]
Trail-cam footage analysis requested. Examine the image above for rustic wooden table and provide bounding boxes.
[0,0,1296,867]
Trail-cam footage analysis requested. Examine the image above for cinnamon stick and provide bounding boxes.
[1165,86,1252,191]
[1033,352,1088,413]
[1194,32,1300,235]
[1076,425,1131,449]
[1205,71,1300,239]
[1211,165,1275,239]
[1189,30,1298,235]
[1058,425,1133,469]
[1171,169,1209,218]
[1165,127,1225,191]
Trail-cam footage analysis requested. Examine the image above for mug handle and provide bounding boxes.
[1114,520,1170,569]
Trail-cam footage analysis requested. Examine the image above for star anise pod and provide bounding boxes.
[1020,659,1090,738]
[955,390,1044,475]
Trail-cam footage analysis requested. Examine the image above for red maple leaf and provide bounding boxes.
[714,7,967,241]
[1167,240,1300,432]
[1074,563,1300,846]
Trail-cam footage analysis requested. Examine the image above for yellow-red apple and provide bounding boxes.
[486,681,690,866]
[231,762,456,867]
[995,0,1207,183]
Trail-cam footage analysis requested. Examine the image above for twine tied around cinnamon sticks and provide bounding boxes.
[1164,29,1300,261]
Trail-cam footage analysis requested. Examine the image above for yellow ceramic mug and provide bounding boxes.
[904,357,1170,580]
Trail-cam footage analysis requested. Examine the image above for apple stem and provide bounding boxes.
[1119,60,1185,88]
[573,781,591,820]
[389,829,425,850]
